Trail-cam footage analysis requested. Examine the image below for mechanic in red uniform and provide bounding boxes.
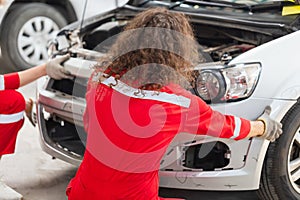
[66,8,282,200]
[0,55,71,198]
[0,55,71,156]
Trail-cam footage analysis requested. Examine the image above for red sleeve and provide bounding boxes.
[182,94,251,140]
[0,72,20,90]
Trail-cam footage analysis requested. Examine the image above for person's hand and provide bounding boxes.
[46,55,73,80]
[257,106,283,142]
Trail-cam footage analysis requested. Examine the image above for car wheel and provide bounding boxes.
[258,103,300,200]
[0,3,67,70]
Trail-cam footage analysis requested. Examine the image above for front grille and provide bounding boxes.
[183,141,230,171]
[46,117,86,156]
[50,77,88,98]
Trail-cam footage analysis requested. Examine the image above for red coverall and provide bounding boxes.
[67,77,251,200]
[0,73,25,156]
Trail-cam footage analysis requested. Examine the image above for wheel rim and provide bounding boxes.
[17,16,60,66]
[288,129,300,193]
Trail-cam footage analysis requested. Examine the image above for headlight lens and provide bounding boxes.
[195,63,261,103]
[196,70,226,102]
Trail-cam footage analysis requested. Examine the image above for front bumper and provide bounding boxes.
[37,103,83,166]
[159,138,268,191]
[37,85,268,190]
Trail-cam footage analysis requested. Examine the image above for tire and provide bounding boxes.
[0,3,67,70]
[257,102,300,200]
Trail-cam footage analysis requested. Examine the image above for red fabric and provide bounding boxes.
[0,90,25,155]
[67,82,250,200]
[3,73,20,90]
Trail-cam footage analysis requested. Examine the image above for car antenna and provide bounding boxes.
[79,0,88,33]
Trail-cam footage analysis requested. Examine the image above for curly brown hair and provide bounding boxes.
[95,7,203,89]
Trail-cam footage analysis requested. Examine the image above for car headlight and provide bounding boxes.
[195,63,261,103]
[196,70,226,102]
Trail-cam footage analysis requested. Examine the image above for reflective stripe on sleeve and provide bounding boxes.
[0,75,4,91]
[0,111,24,124]
[102,76,191,108]
[230,117,241,139]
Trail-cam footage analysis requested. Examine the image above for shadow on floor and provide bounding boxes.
[159,188,259,200]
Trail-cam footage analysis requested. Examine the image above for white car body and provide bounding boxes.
[160,30,300,191]
[0,0,129,24]
[36,1,300,199]
[37,30,300,191]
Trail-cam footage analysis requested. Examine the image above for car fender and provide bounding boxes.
[0,0,14,25]
[209,30,300,188]
[230,30,300,101]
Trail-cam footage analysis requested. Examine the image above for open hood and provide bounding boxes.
[59,0,299,46]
